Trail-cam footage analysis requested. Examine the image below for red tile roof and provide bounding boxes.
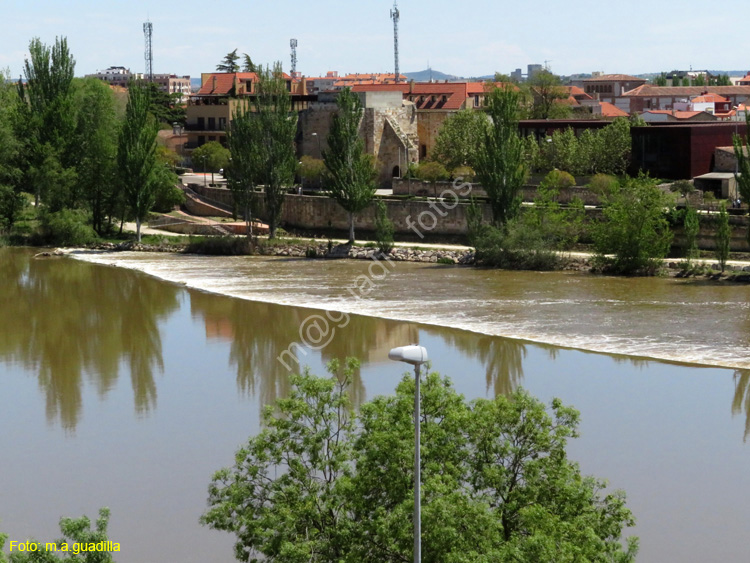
[691,93,729,103]
[196,72,292,96]
[599,101,628,117]
[352,81,471,110]
[624,85,750,97]
[584,74,646,82]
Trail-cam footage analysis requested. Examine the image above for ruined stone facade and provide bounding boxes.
[298,91,419,186]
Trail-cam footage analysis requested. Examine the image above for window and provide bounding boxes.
[197,117,205,129]
[420,144,427,158]
[208,117,216,130]
[441,95,447,104]
[218,118,226,130]
[474,95,480,107]
[198,135,206,145]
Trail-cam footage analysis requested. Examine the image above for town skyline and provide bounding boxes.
[2,0,749,82]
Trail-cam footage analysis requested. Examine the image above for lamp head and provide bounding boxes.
[388,345,428,366]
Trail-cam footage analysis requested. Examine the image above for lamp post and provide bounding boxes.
[388,344,428,563]
[311,132,322,158]
[200,154,208,187]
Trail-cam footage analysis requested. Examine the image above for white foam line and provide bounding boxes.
[68,251,746,371]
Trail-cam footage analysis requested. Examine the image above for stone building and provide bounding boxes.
[298,91,418,186]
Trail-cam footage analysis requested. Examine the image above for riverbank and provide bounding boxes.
[59,236,750,283]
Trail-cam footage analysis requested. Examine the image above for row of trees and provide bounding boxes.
[653,72,732,87]
[432,107,632,179]
[0,37,185,243]
[224,73,376,242]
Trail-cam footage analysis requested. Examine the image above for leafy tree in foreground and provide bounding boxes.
[202,359,638,563]
[2,508,116,562]
[117,83,159,242]
[217,49,240,73]
[324,87,376,243]
[475,86,526,229]
[593,175,674,275]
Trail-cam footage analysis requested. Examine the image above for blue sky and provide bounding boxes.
[1,0,747,80]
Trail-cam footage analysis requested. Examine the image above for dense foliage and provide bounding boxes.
[323,87,377,242]
[474,86,526,229]
[593,175,674,275]
[0,508,115,563]
[202,360,638,562]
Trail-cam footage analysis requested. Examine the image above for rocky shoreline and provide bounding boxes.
[60,240,750,281]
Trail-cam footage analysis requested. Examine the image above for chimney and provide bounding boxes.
[212,75,217,92]
[409,79,415,95]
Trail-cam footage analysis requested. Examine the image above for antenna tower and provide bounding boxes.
[290,38,298,75]
[390,1,400,83]
[143,21,153,82]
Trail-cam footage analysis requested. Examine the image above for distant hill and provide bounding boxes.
[403,69,464,82]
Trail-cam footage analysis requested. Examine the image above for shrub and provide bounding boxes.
[540,169,576,190]
[473,220,561,271]
[593,175,674,275]
[374,199,394,254]
[437,256,455,265]
[38,209,97,246]
[587,173,618,199]
[716,201,730,273]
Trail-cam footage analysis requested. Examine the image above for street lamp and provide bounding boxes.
[311,132,322,158]
[200,154,208,187]
[388,344,428,563]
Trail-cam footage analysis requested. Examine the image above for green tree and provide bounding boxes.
[0,69,24,231]
[242,54,256,73]
[694,74,706,86]
[3,508,115,562]
[192,140,230,184]
[17,36,78,210]
[732,112,750,244]
[323,87,377,243]
[297,155,325,188]
[716,201,731,273]
[431,109,488,171]
[142,82,186,125]
[374,199,394,253]
[527,70,571,119]
[217,49,240,73]
[73,78,119,235]
[716,74,731,86]
[653,73,667,86]
[681,76,690,87]
[253,63,297,239]
[226,100,261,238]
[202,361,638,562]
[117,83,159,242]
[475,86,526,229]
[415,161,449,198]
[593,175,674,275]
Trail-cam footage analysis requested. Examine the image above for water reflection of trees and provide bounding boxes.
[732,370,750,442]
[425,329,528,396]
[0,250,179,430]
[189,291,418,408]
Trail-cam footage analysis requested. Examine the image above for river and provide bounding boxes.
[1,247,749,562]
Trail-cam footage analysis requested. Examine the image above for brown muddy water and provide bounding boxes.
[1,247,750,562]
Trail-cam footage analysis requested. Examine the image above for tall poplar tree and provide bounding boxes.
[226,100,262,238]
[17,36,77,209]
[475,86,526,229]
[117,83,159,242]
[323,87,376,243]
[252,63,297,239]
